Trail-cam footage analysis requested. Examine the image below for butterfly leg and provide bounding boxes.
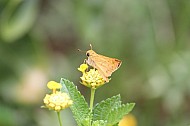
[83,59,87,64]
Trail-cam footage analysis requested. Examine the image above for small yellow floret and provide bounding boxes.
[47,81,62,90]
[78,64,88,73]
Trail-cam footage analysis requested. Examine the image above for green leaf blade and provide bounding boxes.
[60,78,91,126]
[93,94,121,121]
[107,103,135,125]
[92,120,107,126]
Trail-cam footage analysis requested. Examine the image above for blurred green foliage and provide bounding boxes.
[0,0,190,126]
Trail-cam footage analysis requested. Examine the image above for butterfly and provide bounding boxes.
[84,44,122,82]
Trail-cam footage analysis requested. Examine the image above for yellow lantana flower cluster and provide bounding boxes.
[42,81,73,112]
[78,64,106,89]
[43,91,73,112]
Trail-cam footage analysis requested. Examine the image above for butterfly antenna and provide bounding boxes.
[78,49,86,53]
[90,44,92,50]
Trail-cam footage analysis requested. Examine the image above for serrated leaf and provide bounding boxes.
[107,103,135,126]
[80,116,91,126]
[93,95,121,121]
[92,120,107,126]
[60,78,91,126]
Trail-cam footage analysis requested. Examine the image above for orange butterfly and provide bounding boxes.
[85,45,122,82]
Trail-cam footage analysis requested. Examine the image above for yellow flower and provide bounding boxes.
[78,64,106,89]
[43,91,73,112]
[119,114,137,126]
[47,81,62,93]
[78,64,88,73]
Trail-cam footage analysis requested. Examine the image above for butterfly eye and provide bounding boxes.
[86,53,90,57]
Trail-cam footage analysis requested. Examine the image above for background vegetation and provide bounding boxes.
[0,0,190,126]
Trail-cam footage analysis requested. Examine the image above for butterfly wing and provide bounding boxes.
[89,54,122,82]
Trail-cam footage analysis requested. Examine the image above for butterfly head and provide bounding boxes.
[86,50,96,57]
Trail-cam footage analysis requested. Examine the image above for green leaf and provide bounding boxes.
[93,95,121,121]
[92,120,107,126]
[60,78,91,126]
[112,123,119,126]
[107,103,135,126]
[80,116,92,126]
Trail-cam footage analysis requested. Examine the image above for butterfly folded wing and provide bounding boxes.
[91,55,122,82]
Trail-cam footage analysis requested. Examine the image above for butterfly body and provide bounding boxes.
[86,50,122,82]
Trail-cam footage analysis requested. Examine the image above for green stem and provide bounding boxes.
[57,112,63,126]
[90,88,96,112]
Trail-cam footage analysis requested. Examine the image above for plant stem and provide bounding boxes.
[90,88,96,112]
[57,112,63,126]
